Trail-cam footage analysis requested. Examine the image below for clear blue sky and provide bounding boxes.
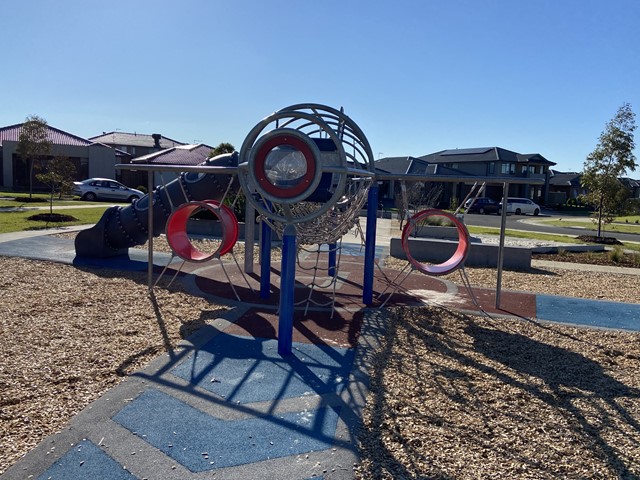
[2,0,638,173]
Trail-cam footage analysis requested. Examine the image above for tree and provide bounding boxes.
[35,156,77,214]
[208,142,235,158]
[17,115,52,199]
[581,103,637,237]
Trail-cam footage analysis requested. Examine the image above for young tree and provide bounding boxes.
[208,142,235,158]
[17,115,52,199]
[581,103,637,237]
[35,156,77,214]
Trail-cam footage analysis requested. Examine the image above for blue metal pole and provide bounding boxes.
[260,219,272,299]
[363,184,379,305]
[328,242,337,277]
[278,224,297,356]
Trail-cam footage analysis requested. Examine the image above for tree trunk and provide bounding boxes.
[28,159,34,200]
[597,193,603,238]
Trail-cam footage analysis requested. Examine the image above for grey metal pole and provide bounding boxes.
[496,181,509,308]
[244,201,255,274]
[147,171,154,291]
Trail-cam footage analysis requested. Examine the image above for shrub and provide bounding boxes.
[136,185,148,194]
[608,246,625,263]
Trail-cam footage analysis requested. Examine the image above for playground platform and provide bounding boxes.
[1,230,639,479]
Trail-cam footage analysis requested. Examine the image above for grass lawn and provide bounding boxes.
[0,207,110,234]
[0,190,103,208]
[534,217,640,234]
[466,225,640,253]
[466,226,586,244]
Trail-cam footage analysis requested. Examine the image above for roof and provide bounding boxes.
[131,144,214,165]
[620,177,640,189]
[375,156,431,175]
[0,123,93,147]
[89,131,185,149]
[549,170,582,186]
[419,147,555,166]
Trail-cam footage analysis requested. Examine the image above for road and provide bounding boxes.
[463,210,640,244]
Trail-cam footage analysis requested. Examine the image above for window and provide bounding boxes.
[501,163,515,174]
[487,162,495,174]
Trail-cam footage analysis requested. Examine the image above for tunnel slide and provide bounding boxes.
[74,152,238,258]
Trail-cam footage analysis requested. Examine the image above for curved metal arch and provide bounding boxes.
[238,106,371,225]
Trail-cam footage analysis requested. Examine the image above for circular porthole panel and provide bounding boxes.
[250,129,322,202]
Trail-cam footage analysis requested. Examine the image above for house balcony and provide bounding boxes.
[517,171,547,180]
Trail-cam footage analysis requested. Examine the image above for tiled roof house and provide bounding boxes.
[0,123,129,189]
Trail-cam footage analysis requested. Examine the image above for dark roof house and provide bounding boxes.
[129,144,215,186]
[375,146,556,206]
[131,144,214,166]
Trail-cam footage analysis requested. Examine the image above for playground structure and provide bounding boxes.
[75,103,546,354]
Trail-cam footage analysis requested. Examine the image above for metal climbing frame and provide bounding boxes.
[368,173,546,309]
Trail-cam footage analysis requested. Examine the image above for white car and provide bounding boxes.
[500,197,541,216]
[73,178,144,202]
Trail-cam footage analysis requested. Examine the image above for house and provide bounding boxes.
[129,143,214,186]
[620,177,640,199]
[376,147,556,207]
[548,171,640,204]
[548,170,585,204]
[89,132,186,188]
[375,156,463,208]
[0,123,129,189]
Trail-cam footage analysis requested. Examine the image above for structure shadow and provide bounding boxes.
[357,307,640,478]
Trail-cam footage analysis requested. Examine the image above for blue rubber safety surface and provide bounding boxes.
[37,440,137,480]
[170,333,356,404]
[536,294,640,331]
[113,388,340,472]
[0,236,173,271]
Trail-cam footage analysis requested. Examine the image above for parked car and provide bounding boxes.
[500,197,541,216]
[464,197,500,215]
[73,178,144,202]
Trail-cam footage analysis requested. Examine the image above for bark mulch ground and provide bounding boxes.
[355,306,640,479]
[532,250,640,268]
[1,244,639,477]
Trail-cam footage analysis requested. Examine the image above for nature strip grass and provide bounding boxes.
[0,208,110,234]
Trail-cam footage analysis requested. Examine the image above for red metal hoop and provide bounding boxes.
[401,209,470,276]
[166,200,238,262]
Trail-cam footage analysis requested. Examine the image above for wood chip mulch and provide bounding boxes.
[1,236,639,477]
[355,306,640,479]
[0,257,227,474]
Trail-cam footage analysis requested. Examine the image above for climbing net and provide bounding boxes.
[261,176,373,245]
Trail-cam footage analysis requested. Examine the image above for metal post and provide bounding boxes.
[363,184,379,305]
[328,243,337,277]
[147,171,154,291]
[259,219,272,299]
[278,224,297,355]
[244,201,255,274]
[496,181,509,308]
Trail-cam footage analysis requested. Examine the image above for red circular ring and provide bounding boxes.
[401,209,470,276]
[166,200,238,262]
[253,135,316,199]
